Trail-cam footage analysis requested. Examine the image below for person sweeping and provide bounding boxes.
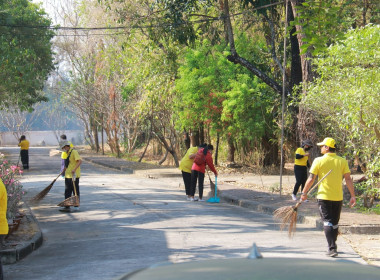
[291,139,313,201]
[59,140,82,212]
[300,137,356,257]
[18,135,30,170]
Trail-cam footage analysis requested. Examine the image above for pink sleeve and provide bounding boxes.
[206,153,217,174]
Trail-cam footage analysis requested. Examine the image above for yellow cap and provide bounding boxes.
[317,137,336,148]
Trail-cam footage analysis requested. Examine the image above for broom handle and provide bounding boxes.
[72,178,78,197]
[52,173,61,182]
[295,170,332,206]
[305,169,332,195]
[214,176,217,198]
[207,170,212,181]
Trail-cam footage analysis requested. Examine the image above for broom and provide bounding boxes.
[273,169,332,237]
[207,171,216,196]
[30,173,62,202]
[57,178,80,207]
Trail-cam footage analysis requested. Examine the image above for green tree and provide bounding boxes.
[0,0,55,109]
[176,36,278,164]
[303,25,380,204]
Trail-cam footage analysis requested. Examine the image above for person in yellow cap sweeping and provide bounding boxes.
[301,137,356,257]
[59,140,82,212]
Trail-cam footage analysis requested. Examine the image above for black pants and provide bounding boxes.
[0,254,3,280]
[65,177,80,199]
[293,165,307,195]
[318,199,342,250]
[190,170,205,199]
[20,150,29,169]
[182,171,192,196]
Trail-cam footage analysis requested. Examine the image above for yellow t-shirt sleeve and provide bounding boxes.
[294,147,308,166]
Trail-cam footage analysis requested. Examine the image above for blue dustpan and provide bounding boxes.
[207,176,220,203]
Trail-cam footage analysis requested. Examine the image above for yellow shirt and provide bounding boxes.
[0,179,8,234]
[18,140,30,150]
[61,142,74,159]
[64,148,81,178]
[179,147,198,173]
[309,153,350,201]
[294,147,308,166]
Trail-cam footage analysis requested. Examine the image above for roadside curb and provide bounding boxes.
[219,192,380,234]
[218,192,320,227]
[1,204,43,264]
[83,157,134,174]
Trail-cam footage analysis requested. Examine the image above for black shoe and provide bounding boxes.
[326,249,338,257]
[59,207,71,212]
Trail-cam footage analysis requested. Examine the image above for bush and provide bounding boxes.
[0,153,26,220]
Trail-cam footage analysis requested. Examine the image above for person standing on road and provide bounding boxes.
[59,134,74,176]
[60,141,82,211]
[0,179,8,280]
[179,145,200,200]
[291,139,313,201]
[190,144,217,202]
[18,135,29,170]
[301,137,356,257]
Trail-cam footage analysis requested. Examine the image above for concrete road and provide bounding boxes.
[2,147,365,280]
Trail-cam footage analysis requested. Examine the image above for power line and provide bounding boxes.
[0,1,285,36]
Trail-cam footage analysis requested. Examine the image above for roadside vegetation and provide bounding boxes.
[0,0,379,212]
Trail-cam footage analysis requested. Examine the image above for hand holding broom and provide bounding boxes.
[273,169,332,237]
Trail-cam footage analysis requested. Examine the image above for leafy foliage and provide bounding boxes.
[0,154,25,220]
[290,0,379,55]
[303,25,380,203]
[0,0,55,109]
[176,35,277,148]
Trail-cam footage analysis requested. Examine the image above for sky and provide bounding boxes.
[32,0,63,25]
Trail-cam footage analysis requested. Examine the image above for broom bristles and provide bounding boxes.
[30,179,57,202]
[273,204,300,237]
[57,196,80,207]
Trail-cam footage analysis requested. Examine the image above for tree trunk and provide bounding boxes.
[221,0,287,96]
[139,128,152,162]
[151,119,180,167]
[290,0,318,160]
[199,124,205,144]
[262,134,279,166]
[288,1,302,90]
[158,149,169,165]
[183,131,191,149]
[227,135,235,162]
[215,132,220,166]
[90,117,99,153]
[190,129,200,147]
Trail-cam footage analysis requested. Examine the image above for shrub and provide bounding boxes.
[0,153,25,220]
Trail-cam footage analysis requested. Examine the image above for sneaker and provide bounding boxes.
[193,198,199,201]
[198,199,205,202]
[190,197,195,201]
[326,249,338,257]
[186,197,191,201]
[291,194,297,201]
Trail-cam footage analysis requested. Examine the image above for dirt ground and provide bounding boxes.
[1,205,39,251]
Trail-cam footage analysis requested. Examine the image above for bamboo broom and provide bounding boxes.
[273,169,332,237]
[57,178,80,207]
[207,171,216,196]
[30,173,61,202]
